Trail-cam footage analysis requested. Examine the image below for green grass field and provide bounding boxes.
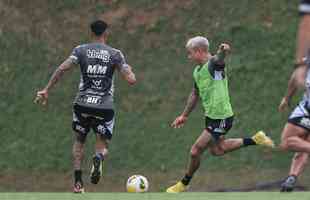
[1,192,310,200]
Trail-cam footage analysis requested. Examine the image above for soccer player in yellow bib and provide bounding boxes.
[166,36,275,193]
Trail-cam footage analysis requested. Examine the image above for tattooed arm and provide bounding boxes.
[171,87,199,128]
[45,57,76,91]
[34,57,76,105]
[182,87,199,117]
[119,65,136,85]
[113,50,136,85]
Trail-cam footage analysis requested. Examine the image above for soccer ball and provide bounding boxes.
[126,175,149,193]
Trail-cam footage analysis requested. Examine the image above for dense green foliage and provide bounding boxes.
[1,0,301,174]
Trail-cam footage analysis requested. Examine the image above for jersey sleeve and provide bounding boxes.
[69,46,81,65]
[113,50,130,71]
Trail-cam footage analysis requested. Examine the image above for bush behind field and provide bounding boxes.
[0,0,299,173]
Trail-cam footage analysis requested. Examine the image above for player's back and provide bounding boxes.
[71,42,125,110]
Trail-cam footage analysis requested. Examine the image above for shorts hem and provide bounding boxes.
[287,120,310,132]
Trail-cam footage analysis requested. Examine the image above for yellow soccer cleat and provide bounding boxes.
[252,131,275,148]
[166,181,187,193]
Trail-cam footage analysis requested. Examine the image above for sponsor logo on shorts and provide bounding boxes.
[97,125,106,134]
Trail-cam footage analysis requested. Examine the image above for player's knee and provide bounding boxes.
[279,142,288,151]
[281,137,299,151]
[279,140,289,151]
[190,145,202,158]
[286,137,298,149]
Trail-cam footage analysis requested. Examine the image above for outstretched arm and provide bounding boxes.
[45,57,76,91]
[34,57,76,105]
[171,87,199,128]
[182,87,199,117]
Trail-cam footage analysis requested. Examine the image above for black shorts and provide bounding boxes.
[72,104,115,140]
[288,101,310,132]
[288,117,310,131]
[300,1,310,16]
[205,116,234,141]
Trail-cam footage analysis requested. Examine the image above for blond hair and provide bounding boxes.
[186,36,209,51]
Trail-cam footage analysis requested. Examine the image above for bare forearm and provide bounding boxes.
[120,65,136,85]
[182,91,198,117]
[45,67,66,91]
[284,71,298,102]
[296,15,310,63]
[44,58,74,91]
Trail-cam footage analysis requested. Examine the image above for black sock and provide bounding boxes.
[181,174,192,186]
[243,138,256,146]
[74,170,82,183]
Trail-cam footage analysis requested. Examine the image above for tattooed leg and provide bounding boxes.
[72,132,87,187]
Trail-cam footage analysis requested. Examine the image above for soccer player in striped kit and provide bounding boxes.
[35,20,136,193]
[278,0,310,192]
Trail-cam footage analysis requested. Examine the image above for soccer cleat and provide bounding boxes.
[252,131,275,148]
[73,182,85,193]
[166,181,187,193]
[90,155,103,184]
[280,175,297,192]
